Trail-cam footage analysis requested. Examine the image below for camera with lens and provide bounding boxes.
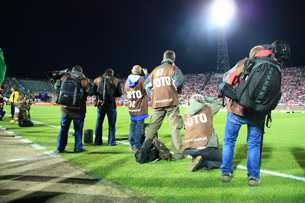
[261,40,291,63]
[140,68,147,76]
[47,69,69,80]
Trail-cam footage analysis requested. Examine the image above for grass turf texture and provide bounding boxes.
[2,105,305,202]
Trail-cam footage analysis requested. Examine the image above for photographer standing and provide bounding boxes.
[220,45,283,186]
[56,65,91,153]
[9,87,19,118]
[144,50,185,160]
[93,69,122,146]
[124,65,149,152]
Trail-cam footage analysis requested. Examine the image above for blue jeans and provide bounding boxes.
[95,106,117,146]
[129,119,144,149]
[220,112,264,179]
[56,117,84,152]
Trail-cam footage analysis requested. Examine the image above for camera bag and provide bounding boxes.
[57,74,83,108]
[96,75,115,104]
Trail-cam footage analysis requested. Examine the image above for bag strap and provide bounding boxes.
[255,65,274,104]
[266,113,272,128]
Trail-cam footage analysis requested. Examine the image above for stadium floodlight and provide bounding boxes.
[209,0,236,73]
[211,0,236,27]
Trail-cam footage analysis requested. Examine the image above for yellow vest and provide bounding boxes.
[9,91,19,103]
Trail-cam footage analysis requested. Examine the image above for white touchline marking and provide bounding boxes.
[20,139,32,143]
[31,119,305,183]
[44,150,57,155]
[8,155,61,162]
[237,165,305,182]
[31,144,46,150]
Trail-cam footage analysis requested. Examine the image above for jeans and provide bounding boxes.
[220,112,264,179]
[186,147,222,171]
[129,119,144,149]
[95,106,117,146]
[56,117,84,152]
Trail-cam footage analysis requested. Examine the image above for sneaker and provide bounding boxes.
[132,148,141,153]
[74,149,86,153]
[248,177,261,187]
[221,173,232,183]
[188,156,203,172]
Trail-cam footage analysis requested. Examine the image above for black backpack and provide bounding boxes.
[135,139,159,164]
[97,75,115,103]
[219,55,282,116]
[236,57,282,115]
[57,74,83,108]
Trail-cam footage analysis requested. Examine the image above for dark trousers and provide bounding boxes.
[11,103,15,117]
[95,106,117,146]
[0,110,5,120]
[185,147,222,171]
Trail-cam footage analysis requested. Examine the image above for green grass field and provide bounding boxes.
[1,105,305,202]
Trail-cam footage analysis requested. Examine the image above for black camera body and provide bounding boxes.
[47,69,68,80]
[262,40,291,63]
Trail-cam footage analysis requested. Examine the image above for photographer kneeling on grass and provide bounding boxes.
[14,96,34,127]
[183,94,222,172]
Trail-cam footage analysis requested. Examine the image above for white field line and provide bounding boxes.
[8,155,61,162]
[14,120,305,183]
[237,165,305,182]
[31,144,46,150]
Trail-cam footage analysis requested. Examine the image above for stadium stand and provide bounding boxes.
[281,66,305,105]
[2,66,304,106]
[114,66,305,107]
[18,79,54,92]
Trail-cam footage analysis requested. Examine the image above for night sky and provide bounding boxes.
[1,0,305,80]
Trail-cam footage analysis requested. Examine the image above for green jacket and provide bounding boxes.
[0,48,7,85]
[185,96,222,148]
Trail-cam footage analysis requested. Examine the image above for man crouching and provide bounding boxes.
[183,94,222,172]
[14,96,34,127]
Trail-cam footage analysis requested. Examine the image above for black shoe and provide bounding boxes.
[56,150,67,154]
[74,149,86,153]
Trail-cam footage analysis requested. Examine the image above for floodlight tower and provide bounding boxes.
[217,28,230,73]
[211,0,236,73]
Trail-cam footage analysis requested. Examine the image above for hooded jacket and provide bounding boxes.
[60,70,91,118]
[124,73,149,121]
[183,97,221,150]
